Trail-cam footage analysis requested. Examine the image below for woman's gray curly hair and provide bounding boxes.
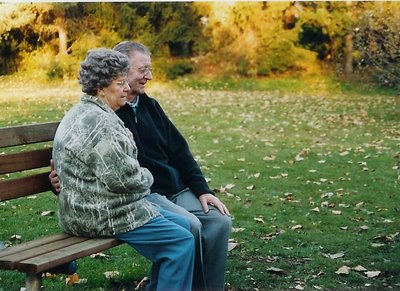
[78,48,130,96]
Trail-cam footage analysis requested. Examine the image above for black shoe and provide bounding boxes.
[47,260,78,275]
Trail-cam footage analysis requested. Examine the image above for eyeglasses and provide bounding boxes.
[113,80,129,87]
[135,66,153,76]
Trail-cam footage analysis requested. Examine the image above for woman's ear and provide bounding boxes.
[97,88,105,97]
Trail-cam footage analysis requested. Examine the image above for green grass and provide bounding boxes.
[0,75,399,290]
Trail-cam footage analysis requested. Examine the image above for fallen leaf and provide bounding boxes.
[232,227,245,232]
[228,242,238,251]
[352,265,367,272]
[10,235,21,240]
[90,252,109,259]
[41,211,55,216]
[321,192,334,199]
[364,271,381,278]
[254,217,265,223]
[291,225,302,230]
[263,155,276,161]
[371,243,385,248]
[311,207,320,212]
[322,252,345,259]
[246,185,255,190]
[66,273,80,285]
[135,277,149,290]
[335,265,350,275]
[104,271,120,279]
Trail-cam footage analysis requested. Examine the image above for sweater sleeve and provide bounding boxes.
[154,101,215,197]
[86,123,154,194]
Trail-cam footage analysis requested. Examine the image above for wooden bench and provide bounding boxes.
[0,122,123,290]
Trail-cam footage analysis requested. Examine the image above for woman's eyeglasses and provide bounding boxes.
[113,80,129,87]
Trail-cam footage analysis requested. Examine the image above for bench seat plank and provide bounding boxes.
[0,236,89,270]
[0,233,70,258]
[18,238,122,274]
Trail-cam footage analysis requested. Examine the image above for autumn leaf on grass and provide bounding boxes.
[291,225,302,231]
[254,217,265,223]
[10,234,21,241]
[261,230,284,241]
[263,155,276,161]
[41,210,55,216]
[335,265,350,275]
[66,273,80,285]
[352,265,367,272]
[135,277,149,290]
[104,271,120,279]
[217,183,235,193]
[246,184,255,190]
[232,227,245,232]
[373,232,399,242]
[228,242,239,251]
[322,252,345,259]
[90,252,110,259]
[364,271,381,278]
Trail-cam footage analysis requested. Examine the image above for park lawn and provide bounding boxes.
[0,76,399,290]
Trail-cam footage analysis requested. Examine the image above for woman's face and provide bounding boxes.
[99,76,130,111]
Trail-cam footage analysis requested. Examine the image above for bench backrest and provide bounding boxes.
[0,122,60,202]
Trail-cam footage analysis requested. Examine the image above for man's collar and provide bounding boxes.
[128,95,140,109]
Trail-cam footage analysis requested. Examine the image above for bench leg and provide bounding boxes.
[26,273,42,291]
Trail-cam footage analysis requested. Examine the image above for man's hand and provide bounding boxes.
[199,193,231,216]
[49,159,61,193]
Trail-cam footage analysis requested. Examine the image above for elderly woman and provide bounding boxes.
[53,48,194,291]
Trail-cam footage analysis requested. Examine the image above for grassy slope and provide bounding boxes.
[0,75,399,290]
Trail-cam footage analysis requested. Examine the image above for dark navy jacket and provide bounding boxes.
[115,93,214,198]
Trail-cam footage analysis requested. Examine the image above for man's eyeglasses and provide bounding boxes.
[136,66,153,76]
[113,80,129,87]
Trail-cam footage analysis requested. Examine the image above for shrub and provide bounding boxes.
[165,59,194,80]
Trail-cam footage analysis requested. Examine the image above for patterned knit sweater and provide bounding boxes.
[53,94,159,237]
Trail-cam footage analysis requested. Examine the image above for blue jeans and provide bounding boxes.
[116,208,194,291]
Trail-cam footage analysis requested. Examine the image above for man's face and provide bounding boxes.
[127,52,152,101]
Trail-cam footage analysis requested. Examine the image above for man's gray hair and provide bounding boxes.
[113,41,151,58]
[78,48,130,96]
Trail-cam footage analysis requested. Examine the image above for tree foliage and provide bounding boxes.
[0,2,399,88]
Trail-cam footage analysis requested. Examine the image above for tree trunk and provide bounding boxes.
[344,1,353,76]
[344,31,353,75]
[57,26,68,55]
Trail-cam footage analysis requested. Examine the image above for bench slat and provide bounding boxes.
[0,233,71,258]
[0,148,53,174]
[18,238,122,274]
[0,122,60,148]
[0,236,89,270]
[0,172,52,201]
